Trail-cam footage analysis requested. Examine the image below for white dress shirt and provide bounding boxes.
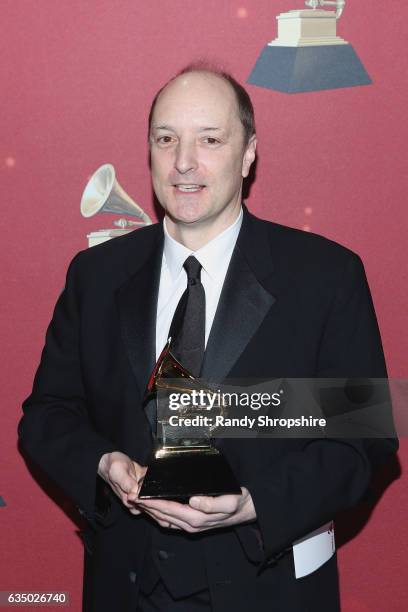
[155,208,243,360]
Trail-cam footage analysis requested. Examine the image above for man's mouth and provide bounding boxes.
[174,184,205,193]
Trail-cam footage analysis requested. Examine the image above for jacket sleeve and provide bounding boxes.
[240,253,398,571]
[18,253,118,528]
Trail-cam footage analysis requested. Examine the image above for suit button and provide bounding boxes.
[129,571,137,583]
[158,550,169,560]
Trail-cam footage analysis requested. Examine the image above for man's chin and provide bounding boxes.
[165,203,209,226]
[167,215,208,228]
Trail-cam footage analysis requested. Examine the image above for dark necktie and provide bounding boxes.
[168,255,206,377]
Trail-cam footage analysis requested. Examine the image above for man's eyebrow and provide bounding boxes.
[152,124,175,131]
[151,125,225,132]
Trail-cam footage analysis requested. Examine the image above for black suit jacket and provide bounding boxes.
[19,207,397,611]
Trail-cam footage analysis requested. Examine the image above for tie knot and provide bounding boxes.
[183,255,202,284]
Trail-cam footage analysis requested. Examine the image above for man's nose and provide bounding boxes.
[174,140,198,174]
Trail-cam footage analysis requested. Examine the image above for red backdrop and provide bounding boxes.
[1,1,407,610]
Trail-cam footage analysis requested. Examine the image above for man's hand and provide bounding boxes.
[135,487,256,532]
[97,451,147,515]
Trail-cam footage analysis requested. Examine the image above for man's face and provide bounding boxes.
[149,72,256,229]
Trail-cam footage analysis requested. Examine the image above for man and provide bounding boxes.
[19,65,397,611]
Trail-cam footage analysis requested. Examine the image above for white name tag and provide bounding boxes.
[292,521,335,579]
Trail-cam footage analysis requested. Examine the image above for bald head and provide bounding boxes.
[150,71,247,149]
[148,66,255,145]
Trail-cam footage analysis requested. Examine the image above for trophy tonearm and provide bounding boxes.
[305,0,346,19]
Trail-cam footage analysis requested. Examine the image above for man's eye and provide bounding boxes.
[157,136,174,144]
[204,137,220,145]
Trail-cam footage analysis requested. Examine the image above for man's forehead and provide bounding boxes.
[152,71,238,124]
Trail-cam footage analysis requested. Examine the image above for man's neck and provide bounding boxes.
[164,203,242,251]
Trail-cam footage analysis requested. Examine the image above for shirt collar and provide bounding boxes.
[163,206,243,282]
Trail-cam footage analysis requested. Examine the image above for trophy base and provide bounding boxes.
[138,447,241,503]
[247,44,372,93]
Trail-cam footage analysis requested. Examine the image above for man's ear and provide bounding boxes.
[242,135,257,178]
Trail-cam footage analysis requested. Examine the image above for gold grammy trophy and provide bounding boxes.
[138,340,241,502]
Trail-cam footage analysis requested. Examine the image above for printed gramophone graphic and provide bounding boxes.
[80,163,152,247]
[248,0,372,93]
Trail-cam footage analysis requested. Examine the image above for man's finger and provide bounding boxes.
[110,478,141,509]
[140,506,191,530]
[140,506,216,532]
[131,462,147,484]
[137,500,228,528]
[137,498,186,513]
[189,494,239,514]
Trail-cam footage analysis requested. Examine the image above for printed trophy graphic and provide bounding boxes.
[138,339,241,502]
[248,0,372,93]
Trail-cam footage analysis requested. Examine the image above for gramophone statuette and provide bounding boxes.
[138,339,241,502]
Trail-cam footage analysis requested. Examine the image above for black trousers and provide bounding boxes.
[137,580,212,612]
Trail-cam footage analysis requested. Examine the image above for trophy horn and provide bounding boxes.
[80,163,152,225]
[147,339,194,396]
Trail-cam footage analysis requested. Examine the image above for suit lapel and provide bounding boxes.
[201,208,277,382]
[116,208,277,391]
[116,225,164,397]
